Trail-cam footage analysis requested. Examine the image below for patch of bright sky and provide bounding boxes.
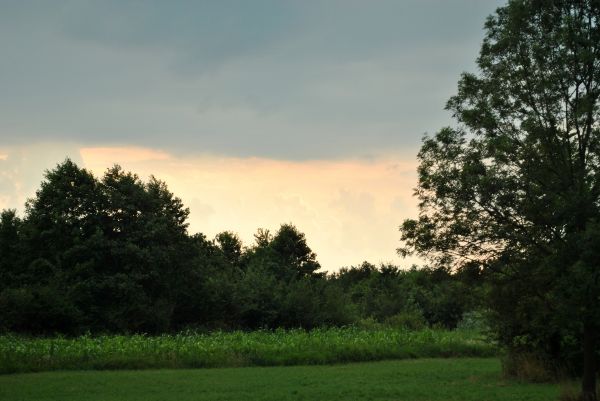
[0,0,506,270]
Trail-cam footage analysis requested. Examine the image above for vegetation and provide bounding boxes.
[0,358,559,401]
[2,1,598,400]
[0,161,482,336]
[399,0,600,399]
[0,327,494,374]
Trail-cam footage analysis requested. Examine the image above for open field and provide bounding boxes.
[0,358,559,401]
[0,328,496,374]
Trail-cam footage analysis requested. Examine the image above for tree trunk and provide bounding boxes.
[582,322,597,401]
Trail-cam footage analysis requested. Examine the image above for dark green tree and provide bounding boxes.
[253,228,273,248]
[270,223,321,279]
[215,231,243,268]
[24,159,102,264]
[0,209,22,291]
[6,160,193,333]
[16,159,102,333]
[235,262,282,328]
[95,165,191,332]
[171,233,237,330]
[399,1,600,398]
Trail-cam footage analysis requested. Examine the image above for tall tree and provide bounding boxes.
[96,166,191,332]
[24,159,102,264]
[12,161,192,333]
[13,160,104,333]
[0,210,22,290]
[399,1,600,399]
[271,223,321,279]
[215,231,243,268]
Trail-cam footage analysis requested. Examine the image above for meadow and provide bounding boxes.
[0,358,559,401]
[0,327,496,374]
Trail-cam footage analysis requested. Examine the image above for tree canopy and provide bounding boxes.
[0,160,480,336]
[400,1,600,398]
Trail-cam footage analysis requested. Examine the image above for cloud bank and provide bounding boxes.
[1,0,504,159]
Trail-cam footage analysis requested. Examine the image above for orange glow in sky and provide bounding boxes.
[79,146,420,271]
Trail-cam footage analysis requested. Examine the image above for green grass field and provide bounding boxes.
[0,358,559,401]
[0,328,496,374]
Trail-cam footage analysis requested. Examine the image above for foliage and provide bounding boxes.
[269,223,321,279]
[0,159,484,335]
[0,328,495,374]
[1,160,192,334]
[502,351,563,383]
[331,264,479,329]
[399,0,600,396]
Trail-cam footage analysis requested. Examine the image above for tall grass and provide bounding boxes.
[0,327,497,374]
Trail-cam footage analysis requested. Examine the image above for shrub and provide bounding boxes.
[386,311,426,330]
[501,352,562,383]
[558,382,600,401]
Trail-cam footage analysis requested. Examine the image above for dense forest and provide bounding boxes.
[0,160,482,335]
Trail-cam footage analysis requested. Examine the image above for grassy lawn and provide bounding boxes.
[0,358,559,401]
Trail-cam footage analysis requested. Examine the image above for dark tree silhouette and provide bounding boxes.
[400,1,600,398]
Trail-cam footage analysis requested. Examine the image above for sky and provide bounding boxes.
[0,0,505,271]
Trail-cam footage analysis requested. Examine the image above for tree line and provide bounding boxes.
[3,0,598,398]
[0,159,480,335]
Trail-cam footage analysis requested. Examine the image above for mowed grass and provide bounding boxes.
[0,328,496,374]
[0,358,559,401]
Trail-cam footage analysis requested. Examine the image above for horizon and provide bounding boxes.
[0,0,505,271]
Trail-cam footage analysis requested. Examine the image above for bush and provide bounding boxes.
[355,317,383,330]
[386,311,426,330]
[559,382,600,401]
[501,352,562,383]
[456,310,490,332]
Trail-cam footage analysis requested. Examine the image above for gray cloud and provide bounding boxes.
[61,1,301,71]
[0,0,505,159]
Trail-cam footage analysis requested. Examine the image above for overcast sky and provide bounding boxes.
[0,0,505,270]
